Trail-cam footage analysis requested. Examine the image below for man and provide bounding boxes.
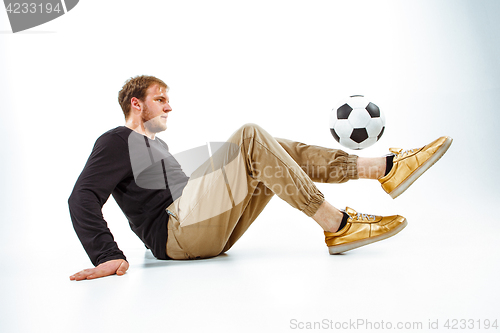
[68,75,452,281]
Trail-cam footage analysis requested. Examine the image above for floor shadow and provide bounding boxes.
[0,31,56,34]
[140,251,233,269]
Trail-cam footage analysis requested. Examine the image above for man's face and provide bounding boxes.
[141,84,172,133]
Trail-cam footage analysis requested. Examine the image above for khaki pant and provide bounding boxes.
[166,123,358,260]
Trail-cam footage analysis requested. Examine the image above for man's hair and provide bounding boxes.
[118,75,169,119]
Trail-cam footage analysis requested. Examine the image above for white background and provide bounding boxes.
[1,0,499,332]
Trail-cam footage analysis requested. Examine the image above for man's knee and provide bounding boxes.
[240,122,260,133]
[236,123,266,138]
[228,123,272,149]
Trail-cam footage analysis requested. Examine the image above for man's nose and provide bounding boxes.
[164,103,172,112]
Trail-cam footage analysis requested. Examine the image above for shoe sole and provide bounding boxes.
[328,218,408,254]
[389,136,453,199]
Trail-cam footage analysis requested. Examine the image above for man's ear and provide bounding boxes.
[130,97,143,114]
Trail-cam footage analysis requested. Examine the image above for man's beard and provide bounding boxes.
[142,104,167,134]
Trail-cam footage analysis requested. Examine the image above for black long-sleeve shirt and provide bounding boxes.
[68,126,188,266]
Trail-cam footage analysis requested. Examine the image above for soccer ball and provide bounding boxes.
[329,95,385,150]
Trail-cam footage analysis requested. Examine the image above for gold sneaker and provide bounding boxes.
[325,207,407,254]
[379,136,453,199]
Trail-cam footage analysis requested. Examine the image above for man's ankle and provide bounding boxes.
[357,157,387,179]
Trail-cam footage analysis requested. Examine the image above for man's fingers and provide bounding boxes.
[70,268,95,281]
[69,260,129,281]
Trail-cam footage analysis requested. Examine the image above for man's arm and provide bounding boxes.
[68,131,130,280]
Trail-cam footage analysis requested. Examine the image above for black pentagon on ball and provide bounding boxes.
[365,102,380,118]
[330,128,340,143]
[351,128,369,143]
[337,104,353,119]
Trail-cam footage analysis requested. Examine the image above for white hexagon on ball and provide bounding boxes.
[365,118,383,137]
[348,108,372,128]
[333,119,352,138]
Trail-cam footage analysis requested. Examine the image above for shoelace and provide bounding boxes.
[398,148,414,157]
[353,212,376,221]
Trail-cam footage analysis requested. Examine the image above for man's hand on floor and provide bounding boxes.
[69,259,129,281]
